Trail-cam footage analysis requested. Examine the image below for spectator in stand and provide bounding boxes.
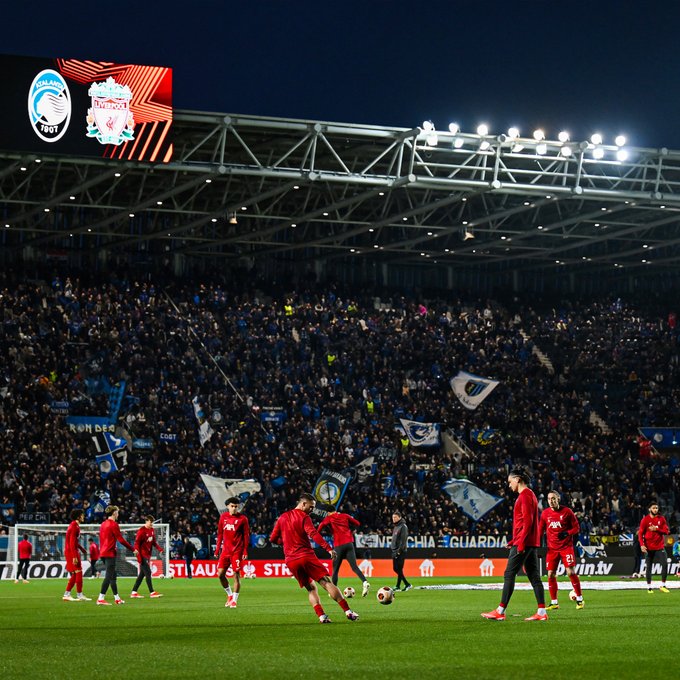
[15,534,32,583]
[639,502,670,593]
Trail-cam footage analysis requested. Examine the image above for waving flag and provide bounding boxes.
[92,431,128,478]
[192,396,214,447]
[200,474,261,512]
[398,418,441,447]
[450,371,499,410]
[441,479,503,520]
[311,468,351,518]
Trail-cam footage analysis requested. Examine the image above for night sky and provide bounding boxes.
[4,0,680,148]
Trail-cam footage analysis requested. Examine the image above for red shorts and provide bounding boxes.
[287,555,329,588]
[546,548,576,572]
[65,558,82,573]
[218,552,243,574]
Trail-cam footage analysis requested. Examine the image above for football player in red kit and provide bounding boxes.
[97,505,138,605]
[539,491,583,609]
[215,497,250,608]
[63,510,91,601]
[639,502,670,593]
[482,467,547,622]
[270,492,359,623]
[131,515,164,599]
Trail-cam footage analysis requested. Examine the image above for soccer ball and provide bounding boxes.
[377,586,394,605]
[568,589,577,601]
[343,586,356,599]
[158,574,165,579]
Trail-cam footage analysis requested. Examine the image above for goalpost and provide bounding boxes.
[6,524,171,581]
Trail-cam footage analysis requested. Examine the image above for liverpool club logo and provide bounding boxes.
[86,77,135,145]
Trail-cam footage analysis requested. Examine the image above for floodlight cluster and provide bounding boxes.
[421,120,630,161]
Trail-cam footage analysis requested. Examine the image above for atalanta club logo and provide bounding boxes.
[27,69,72,142]
[86,77,135,145]
[315,480,341,505]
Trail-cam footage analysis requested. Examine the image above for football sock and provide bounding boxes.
[497,606,506,614]
[568,573,582,597]
[98,594,106,600]
[76,572,83,594]
[550,600,559,605]
[232,592,240,602]
[538,607,547,616]
[63,591,70,597]
[338,598,350,613]
[548,576,558,601]
[66,574,77,592]
[225,586,233,596]
[313,604,325,618]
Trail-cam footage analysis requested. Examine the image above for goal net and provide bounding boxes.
[5,524,170,581]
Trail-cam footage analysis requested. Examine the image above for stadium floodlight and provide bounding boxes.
[463,228,475,241]
[558,131,570,143]
[560,146,572,157]
[591,133,603,145]
[511,142,525,152]
[616,149,629,161]
[426,132,438,146]
[479,140,491,150]
[422,120,434,131]
[448,122,460,134]
[228,212,238,224]
[507,127,520,139]
[615,135,626,147]
[592,147,605,160]
[536,143,547,155]
[533,129,545,141]
[453,137,465,148]
[477,123,489,136]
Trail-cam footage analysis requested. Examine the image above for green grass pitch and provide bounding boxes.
[0,577,675,679]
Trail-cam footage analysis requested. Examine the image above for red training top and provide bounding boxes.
[639,514,669,551]
[89,542,100,561]
[99,518,134,558]
[18,539,32,560]
[64,520,83,562]
[317,512,360,546]
[134,526,163,562]
[270,508,332,561]
[510,487,540,552]
[539,506,580,551]
[216,512,250,558]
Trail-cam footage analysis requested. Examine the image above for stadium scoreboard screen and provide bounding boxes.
[0,54,173,162]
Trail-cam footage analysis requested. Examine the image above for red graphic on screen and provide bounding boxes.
[56,59,173,162]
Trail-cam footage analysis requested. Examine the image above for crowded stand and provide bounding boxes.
[1,267,678,555]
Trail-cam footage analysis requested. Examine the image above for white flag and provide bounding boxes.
[398,418,441,447]
[441,479,503,521]
[200,474,261,513]
[450,371,499,410]
[192,396,214,446]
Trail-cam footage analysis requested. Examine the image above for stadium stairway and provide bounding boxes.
[519,329,554,375]
[588,410,613,435]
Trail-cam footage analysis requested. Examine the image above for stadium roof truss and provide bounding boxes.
[2,110,680,274]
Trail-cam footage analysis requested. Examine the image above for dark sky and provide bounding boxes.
[4,0,680,148]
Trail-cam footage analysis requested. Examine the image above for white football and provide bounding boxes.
[568,589,577,601]
[158,574,165,579]
[343,586,356,599]
[377,586,394,605]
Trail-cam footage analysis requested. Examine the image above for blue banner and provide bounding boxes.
[159,433,177,443]
[132,438,154,450]
[50,400,70,415]
[311,468,351,518]
[66,415,115,434]
[470,428,499,445]
[261,407,287,424]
